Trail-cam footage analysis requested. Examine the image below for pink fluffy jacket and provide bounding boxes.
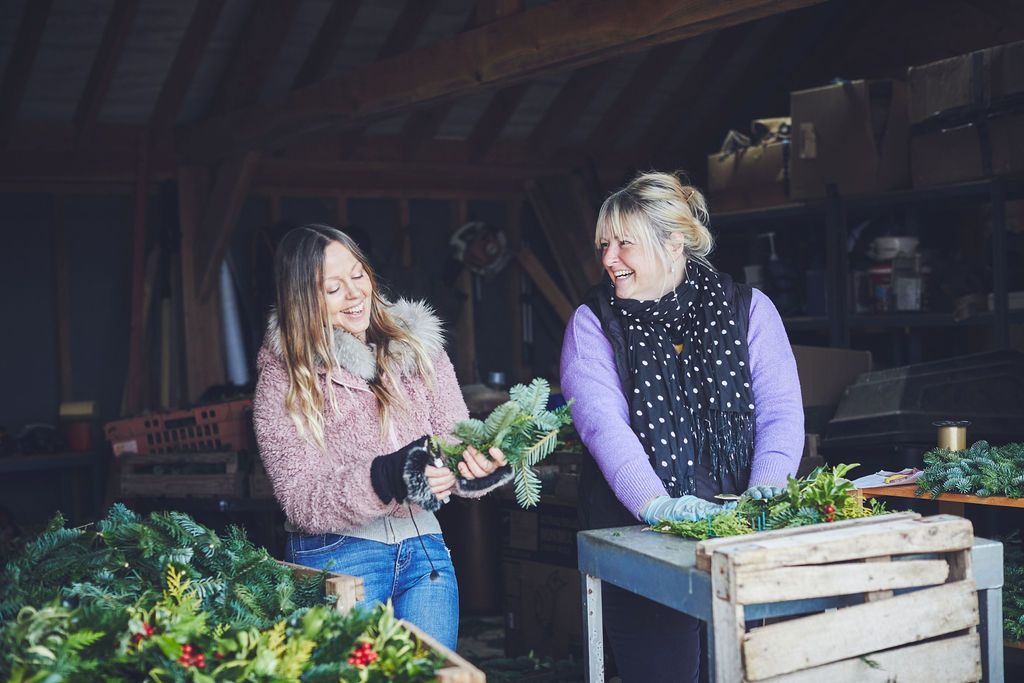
[253,299,473,535]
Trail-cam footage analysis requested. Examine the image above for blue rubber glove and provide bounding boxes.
[743,485,786,500]
[640,495,734,524]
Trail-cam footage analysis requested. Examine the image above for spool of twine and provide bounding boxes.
[934,420,971,451]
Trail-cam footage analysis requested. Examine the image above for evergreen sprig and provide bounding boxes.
[431,378,574,508]
[650,463,884,540]
[915,440,1024,499]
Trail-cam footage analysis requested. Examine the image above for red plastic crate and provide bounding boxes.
[105,399,253,455]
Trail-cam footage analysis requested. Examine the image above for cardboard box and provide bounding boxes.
[907,40,1024,124]
[708,140,790,211]
[502,558,582,659]
[911,114,1024,187]
[789,80,909,199]
[791,344,872,434]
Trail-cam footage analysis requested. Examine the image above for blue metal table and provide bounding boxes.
[578,525,1004,682]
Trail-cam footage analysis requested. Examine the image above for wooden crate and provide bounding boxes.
[119,451,245,498]
[279,562,484,682]
[701,514,981,683]
[248,458,275,499]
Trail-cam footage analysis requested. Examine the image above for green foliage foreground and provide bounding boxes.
[0,505,444,682]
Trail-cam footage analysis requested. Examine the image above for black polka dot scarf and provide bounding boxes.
[611,261,755,497]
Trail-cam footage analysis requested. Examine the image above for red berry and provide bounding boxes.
[182,644,192,654]
[827,515,835,522]
[215,652,223,659]
[825,504,835,513]
[348,657,357,665]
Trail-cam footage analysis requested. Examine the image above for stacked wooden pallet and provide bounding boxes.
[698,513,982,682]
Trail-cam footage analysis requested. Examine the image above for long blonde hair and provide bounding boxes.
[596,170,715,278]
[273,224,434,451]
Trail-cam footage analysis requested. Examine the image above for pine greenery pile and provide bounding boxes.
[0,506,444,682]
[431,378,573,508]
[915,440,1024,499]
[651,464,885,540]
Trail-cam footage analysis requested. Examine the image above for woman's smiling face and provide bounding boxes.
[600,222,677,302]
[323,240,373,341]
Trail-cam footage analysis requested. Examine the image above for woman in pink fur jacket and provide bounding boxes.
[253,224,512,649]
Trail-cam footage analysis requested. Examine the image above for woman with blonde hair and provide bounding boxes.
[253,224,511,649]
[560,172,803,681]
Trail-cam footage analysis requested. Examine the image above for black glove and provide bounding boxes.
[455,464,514,495]
[370,436,440,512]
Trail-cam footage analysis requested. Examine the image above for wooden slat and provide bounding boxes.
[476,0,525,26]
[742,580,979,680]
[291,1,363,89]
[528,61,610,157]
[194,151,263,301]
[731,558,949,604]
[207,0,301,116]
[73,0,141,147]
[401,620,486,683]
[861,485,1024,509]
[711,552,746,683]
[277,561,365,612]
[0,0,53,147]
[177,0,829,161]
[516,246,574,324]
[149,0,227,132]
[756,633,982,683]
[718,515,975,573]
[695,511,922,573]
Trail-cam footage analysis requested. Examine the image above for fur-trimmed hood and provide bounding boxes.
[262,298,445,382]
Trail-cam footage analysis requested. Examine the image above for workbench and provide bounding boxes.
[0,451,108,523]
[578,525,1004,682]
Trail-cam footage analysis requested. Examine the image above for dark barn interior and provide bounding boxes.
[2,0,1024,679]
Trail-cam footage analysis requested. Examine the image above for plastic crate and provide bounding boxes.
[105,399,252,455]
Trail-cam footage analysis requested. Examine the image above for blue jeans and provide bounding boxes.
[285,531,459,650]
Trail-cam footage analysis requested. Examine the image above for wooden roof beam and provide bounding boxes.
[148,0,227,132]
[291,1,363,89]
[178,0,828,162]
[207,0,301,115]
[73,0,140,148]
[0,0,53,148]
[467,83,531,163]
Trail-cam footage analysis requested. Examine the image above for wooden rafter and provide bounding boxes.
[207,0,301,115]
[178,0,828,161]
[74,0,140,147]
[338,0,440,157]
[585,41,688,152]
[528,61,610,158]
[0,0,53,148]
[149,0,227,132]
[467,83,531,163]
[291,1,363,89]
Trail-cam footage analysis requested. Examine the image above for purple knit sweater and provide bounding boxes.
[560,288,804,520]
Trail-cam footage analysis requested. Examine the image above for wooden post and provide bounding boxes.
[451,199,476,384]
[124,132,150,413]
[177,165,226,403]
